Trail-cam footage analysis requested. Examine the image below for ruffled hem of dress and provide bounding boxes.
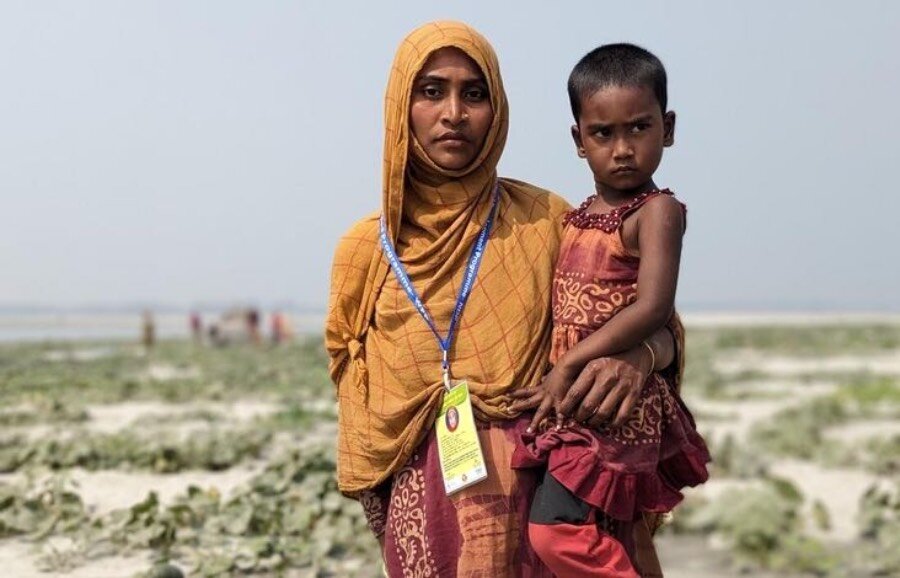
[512,427,710,522]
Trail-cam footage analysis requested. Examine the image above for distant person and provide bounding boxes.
[189,311,202,344]
[141,310,156,349]
[280,313,294,342]
[247,308,260,345]
[511,44,710,577]
[326,21,679,577]
[270,310,286,345]
[208,324,221,347]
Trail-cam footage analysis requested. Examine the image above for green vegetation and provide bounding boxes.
[0,339,332,408]
[747,377,900,474]
[0,324,897,577]
[0,428,271,474]
[708,324,900,355]
[841,483,900,577]
[681,477,838,575]
[1,449,376,576]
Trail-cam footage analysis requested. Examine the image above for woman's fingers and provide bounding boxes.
[593,383,628,424]
[586,411,606,430]
[572,376,614,423]
[508,385,546,413]
[509,391,542,413]
[528,396,554,433]
[611,388,642,427]
[556,361,603,417]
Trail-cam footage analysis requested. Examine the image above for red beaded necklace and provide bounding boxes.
[564,188,672,233]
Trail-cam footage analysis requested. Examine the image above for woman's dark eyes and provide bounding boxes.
[419,85,487,101]
[464,87,488,100]
[422,85,442,98]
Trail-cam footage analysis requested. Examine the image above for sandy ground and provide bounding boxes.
[1,399,283,441]
[2,327,897,576]
[686,371,894,545]
[72,466,265,516]
[140,363,201,382]
[42,347,118,363]
[767,460,887,542]
[0,464,265,516]
[0,396,287,578]
[0,539,151,578]
[0,312,327,343]
[656,534,789,578]
[686,380,837,442]
[681,311,900,327]
[715,350,900,377]
[85,400,281,434]
[823,419,900,442]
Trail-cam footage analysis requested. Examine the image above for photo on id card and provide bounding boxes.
[435,380,488,495]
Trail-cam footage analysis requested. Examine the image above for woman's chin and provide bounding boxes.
[426,146,476,171]
[433,157,473,171]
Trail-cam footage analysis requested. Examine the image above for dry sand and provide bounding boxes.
[70,465,265,516]
[0,539,151,578]
[2,326,897,576]
[824,419,900,443]
[656,534,788,578]
[768,460,888,542]
[687,367,896,546]
[686,380,837,442]
[84,400,281,434]
[715,350,900,377]
[682,311,900,328]
[0,397,286,577]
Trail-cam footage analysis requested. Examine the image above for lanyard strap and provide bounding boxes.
[379,182,501,389]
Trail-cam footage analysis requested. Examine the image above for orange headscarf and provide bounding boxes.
[325,21,571,497]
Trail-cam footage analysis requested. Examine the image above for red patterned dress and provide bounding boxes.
[512,190,710,575]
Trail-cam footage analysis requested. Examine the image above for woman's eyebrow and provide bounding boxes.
[416,73,486,84]
[417,73,448,82]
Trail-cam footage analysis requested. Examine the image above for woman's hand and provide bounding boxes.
[507,380,547,415]
[508,371,571,429]
[524,365,579,432]
[556,345,654,429]
[513,328,674,431]
[556,326,674,429]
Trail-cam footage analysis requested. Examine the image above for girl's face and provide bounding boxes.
[409,47,493,171]
[571,84,675,196]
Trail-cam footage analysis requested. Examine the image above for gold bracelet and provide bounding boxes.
[641,340,656,372]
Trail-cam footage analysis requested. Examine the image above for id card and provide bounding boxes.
[435,381,488,495]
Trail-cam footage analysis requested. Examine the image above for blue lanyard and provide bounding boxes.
[379,183,500,389]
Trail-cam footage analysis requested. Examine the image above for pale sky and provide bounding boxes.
[1,1,898,312]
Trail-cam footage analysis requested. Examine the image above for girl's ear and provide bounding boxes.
[663,111,676,147]
[571,124,586,158]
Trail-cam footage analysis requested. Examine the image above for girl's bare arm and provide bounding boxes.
[555,194,685,376]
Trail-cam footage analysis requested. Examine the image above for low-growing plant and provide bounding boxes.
[682,477,837,574]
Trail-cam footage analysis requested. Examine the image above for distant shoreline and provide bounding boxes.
[2,310,900,343]
[0,311,326,343]
[680,311,900,327]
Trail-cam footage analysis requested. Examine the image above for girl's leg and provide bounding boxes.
[528,472,640,578]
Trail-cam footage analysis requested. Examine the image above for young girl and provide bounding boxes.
[511,43,711,577]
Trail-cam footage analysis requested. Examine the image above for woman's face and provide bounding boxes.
[409,47,493,171]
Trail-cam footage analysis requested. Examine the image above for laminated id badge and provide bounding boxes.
[435,381,488,495]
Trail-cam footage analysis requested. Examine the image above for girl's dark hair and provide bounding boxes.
[567,43,667,120]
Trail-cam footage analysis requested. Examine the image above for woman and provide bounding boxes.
[326,21,677,577]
